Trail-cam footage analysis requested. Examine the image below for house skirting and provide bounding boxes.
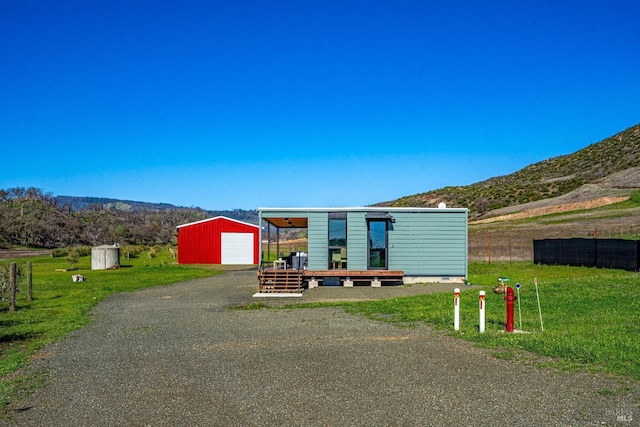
[402,276,466,285]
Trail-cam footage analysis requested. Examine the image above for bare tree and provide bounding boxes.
[476,197,489,215]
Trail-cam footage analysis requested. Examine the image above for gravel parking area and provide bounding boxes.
[3,270,638,426]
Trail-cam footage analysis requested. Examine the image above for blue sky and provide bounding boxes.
[1,1,639,210]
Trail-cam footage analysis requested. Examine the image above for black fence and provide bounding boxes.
[533,238,640,271]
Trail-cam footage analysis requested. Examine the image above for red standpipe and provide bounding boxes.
[504,286,515,332]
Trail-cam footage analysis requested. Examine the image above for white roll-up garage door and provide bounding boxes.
[221,232,254,264]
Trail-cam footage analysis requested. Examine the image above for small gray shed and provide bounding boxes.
[91,245,120,270]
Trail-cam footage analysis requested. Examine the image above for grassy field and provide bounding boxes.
[261,262,640,382]
[326,262,639,382]
[0,248,221,407]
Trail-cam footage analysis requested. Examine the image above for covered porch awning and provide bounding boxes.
[262,216,309,229]
[259,213,309,268]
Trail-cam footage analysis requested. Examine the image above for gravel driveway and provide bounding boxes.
[3,270,638,426]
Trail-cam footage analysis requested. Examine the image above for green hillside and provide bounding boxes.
[378,123,640,216]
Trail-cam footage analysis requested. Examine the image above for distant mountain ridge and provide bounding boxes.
[56,196,181,212]
[377,123,640,217]
[56,196,259,224]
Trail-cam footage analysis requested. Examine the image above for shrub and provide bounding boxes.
[51,246,91,258]
[148,246,159,259]
[51,248,70,258]
[167,245,177,259]
[0,236,10,250]
[120,245,146,259]
[74,246,92,257]
[65,248,80,269]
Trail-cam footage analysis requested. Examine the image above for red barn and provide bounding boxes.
[177,216,260,265]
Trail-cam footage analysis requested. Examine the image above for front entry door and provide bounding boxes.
[367,220,387,269]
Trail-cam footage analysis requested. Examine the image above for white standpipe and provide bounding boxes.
[535,278,545,332]
[479,291,486,333]
[454,288,460,331]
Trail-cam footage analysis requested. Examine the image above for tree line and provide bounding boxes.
[0,187,214,249]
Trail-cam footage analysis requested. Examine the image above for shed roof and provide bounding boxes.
[176,216,260,230]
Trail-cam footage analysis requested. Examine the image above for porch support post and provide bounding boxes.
[372,277,381,287]
[344,276,353,287]
[267,221,271,265]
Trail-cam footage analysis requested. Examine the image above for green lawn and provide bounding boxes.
[335,262,640,381]
[0,249,221,407]
[264,262,639,382]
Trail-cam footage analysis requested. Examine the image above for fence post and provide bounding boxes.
[509,234,512,264]
[9,262,16,312]
[27,261,33,301]
[487,233,492,265]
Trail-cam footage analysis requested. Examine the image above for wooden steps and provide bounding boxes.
[257,269,303,293]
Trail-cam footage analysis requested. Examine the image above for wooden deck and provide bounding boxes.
[257,269,404,292]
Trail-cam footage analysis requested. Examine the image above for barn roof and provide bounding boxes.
[176,216,260,229]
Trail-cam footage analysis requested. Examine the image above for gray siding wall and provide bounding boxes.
[307,212,328,270]
[389,211,467,276]
[346,212,367,270]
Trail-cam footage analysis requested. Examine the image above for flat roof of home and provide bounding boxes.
[258,206,468,213]
[259,206,468,228]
